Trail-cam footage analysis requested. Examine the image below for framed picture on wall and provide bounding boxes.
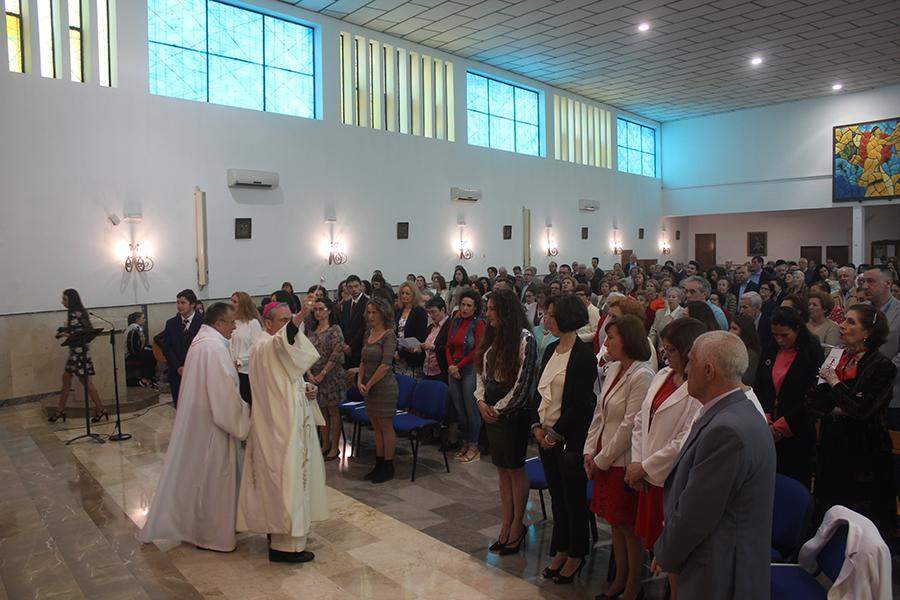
[833,117,900,202]
[502,225,512,240]
[397,222,409,239]
[747,232,767,256]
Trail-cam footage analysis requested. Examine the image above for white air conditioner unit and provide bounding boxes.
[227,169,279,189]
[451,187,481,203]
[578,199,598,212]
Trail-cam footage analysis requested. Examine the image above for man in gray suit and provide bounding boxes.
[859,266,900,413]
[653,331,776,599]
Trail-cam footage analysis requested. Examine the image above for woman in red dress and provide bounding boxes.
[625,317,707,600]
[584,315,654,600]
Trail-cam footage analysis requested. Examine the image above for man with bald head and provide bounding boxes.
[654,331,775,600]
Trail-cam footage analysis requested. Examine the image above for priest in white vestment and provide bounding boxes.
[237,300,329,563]
[139,302,250,552]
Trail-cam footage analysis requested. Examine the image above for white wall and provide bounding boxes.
[661,84,900,216]
[0,0,663,315]
[664,204,900,265]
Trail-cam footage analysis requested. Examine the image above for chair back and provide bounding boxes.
[409,379,447,421]
[772,474,812,559]
[818,522,848,583]
[396,374,416,410]
[345,385,364,404]
[524,456,548,490]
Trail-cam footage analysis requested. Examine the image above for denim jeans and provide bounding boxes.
[448,365,480,444]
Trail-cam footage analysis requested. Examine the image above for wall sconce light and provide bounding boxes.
[124,242,154,273]
[325,218,347,265]
[544,226,559,257]
[456,223,473,260]
[611,225,623,255]
[660,225,672,255]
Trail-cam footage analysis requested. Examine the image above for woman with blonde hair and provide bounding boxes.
[230,291,263,404]
[395,281,428,378]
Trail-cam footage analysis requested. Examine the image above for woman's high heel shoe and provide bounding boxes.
[488,535,509,553]
[91,410,109,423]
[541,564,563,579]
[497,526,527,556]
[48,410,66,423]
[553,558,586,585]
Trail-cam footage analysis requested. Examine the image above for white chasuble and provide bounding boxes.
[237,324,329,538]
[139,325,251,552]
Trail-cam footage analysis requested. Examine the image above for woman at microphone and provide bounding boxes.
[49,289,107,423]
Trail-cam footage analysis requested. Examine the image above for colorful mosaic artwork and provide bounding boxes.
[833,118,900,201]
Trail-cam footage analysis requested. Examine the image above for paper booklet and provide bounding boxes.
[398,337,422,351]
[817,347,844,385]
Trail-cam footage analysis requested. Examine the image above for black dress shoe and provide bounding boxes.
[268,548,315,563]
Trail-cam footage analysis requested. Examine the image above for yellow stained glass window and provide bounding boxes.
[98,0,111,86]
[68,0,83,81]
[6,0,24,73]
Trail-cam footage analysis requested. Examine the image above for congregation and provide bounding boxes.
[52,252,898,598]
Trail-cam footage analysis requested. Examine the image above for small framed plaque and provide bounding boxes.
[397,222,410,239]
[235,218,252,239]
[581,227,589,240]
[502,225,512,240]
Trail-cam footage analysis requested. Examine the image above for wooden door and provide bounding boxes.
[825,245,849,266]
[871,240,900,265]
[800,246,822,265]
[620,250,634,267]
[695,234,716,269]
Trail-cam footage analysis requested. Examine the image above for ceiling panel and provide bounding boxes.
[279,0,900,121]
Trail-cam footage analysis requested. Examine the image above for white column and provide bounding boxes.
[851,204,866,265]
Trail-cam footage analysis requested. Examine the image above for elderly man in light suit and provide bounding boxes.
[653,331,775,599]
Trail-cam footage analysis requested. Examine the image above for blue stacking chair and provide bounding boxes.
[772,474,813,562]
[771,523,848,599]
[392,379,451,481]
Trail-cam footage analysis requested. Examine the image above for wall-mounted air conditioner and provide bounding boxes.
[227,169,279,189]
[579,199,598,212]
[451,187,481,203]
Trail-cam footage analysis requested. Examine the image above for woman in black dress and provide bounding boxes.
[755,306,824,488]
[474,289,538,556]
[50,289,107,423]
[808,304,896,537]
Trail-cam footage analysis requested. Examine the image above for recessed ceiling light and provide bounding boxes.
[751,56,763,66]
[832,83,843,91]
[638,22,650,32]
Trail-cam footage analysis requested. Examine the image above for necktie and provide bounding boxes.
[183,317,190,331]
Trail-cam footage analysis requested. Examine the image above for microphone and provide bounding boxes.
[89,311,115,329]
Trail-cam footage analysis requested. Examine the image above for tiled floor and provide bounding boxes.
[0,397,666,599]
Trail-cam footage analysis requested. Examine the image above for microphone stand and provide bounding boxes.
[90,312,132,442]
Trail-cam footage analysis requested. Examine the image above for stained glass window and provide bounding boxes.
[37,0,56,78]
[616,117,656,177]
[68,0,83,82]
[148,0,316,118]
[97,0,112,86]
[467,71,541,156]
[6,0,24,73]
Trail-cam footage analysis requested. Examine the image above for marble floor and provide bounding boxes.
[0,397,665,599]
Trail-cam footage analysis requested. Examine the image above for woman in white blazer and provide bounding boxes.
[626,317,707,600]
[584,315,654,600]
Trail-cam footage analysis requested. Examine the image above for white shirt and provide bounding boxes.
[697,386,742,418]
[181,311,196,330]
[230,319,264,374]
[537,347,571,431]
[577,303,601,342]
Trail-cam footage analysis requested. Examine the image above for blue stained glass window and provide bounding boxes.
[466,71,542,156]
[148,0,316,118]
[467,110,489,147]
[616,117,656,177]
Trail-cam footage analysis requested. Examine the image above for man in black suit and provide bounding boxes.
[162,289,203,407]
[340,275,368,369]
[730,264,760,298]
[739,291,772,351]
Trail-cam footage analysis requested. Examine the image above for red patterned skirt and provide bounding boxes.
[590,466,638,526]
[635,483,665,549]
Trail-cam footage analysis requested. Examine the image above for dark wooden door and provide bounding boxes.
[620,250,634,267]
[826,245,849,266]
[800,246,822,265]
[695,234,716,269]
